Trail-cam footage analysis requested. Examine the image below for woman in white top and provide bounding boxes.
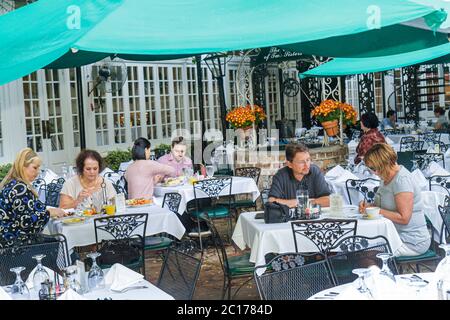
[59,150,116,211]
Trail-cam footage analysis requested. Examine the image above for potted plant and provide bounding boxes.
[226,105,266,140]
[311,100,357,136]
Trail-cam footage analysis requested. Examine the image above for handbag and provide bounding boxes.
[97,238,141,266]
[263,201,292,223]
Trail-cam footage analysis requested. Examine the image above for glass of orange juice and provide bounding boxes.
[103,204,116,215]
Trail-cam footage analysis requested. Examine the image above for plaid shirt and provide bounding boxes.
[354,128,386,164]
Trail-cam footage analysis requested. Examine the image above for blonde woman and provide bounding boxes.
[359,143,430,257]
[0,148,66,247]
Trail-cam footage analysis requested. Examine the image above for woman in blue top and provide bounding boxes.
[0,148,66,247]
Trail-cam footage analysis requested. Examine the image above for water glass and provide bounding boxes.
[376,253,396,283]
[296,189,309,216]
[10,267,30,300]
[87,252,105,291]
[32,254,50,292]
[352,268,373,299]
[206,165,215,178]
[330,193,343,216]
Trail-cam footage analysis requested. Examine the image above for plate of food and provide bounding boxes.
[160,177,185,187]
[61,217,86,225]
[126,198,153,208]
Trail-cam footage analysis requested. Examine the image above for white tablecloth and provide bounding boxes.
[45,205,185,250]
[153,176,260,214]
[232,211,403,269]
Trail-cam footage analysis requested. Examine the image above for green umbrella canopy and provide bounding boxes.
[0,0,444,85]
[300,41,450,78]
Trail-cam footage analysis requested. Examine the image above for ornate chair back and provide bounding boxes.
[345,178,380,205]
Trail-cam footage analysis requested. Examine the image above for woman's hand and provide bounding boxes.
[48,207,67,218]
[154,175,164,184]
[76,189,91,205]
[359,200,369,214]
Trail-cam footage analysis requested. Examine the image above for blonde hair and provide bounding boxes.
[0,148,41,191]
[363,143,397,179]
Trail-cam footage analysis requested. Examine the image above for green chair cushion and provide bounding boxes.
[395,249,439,263]
[191,206,231,219]
[144,236,173,251]
[228,252,255,276]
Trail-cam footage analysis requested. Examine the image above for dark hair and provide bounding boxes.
[285,143,309,162]
[435,106,445,116]
[171,136,186,148]
[75,149,104,175]
[132,137,151,160]
[386,110,396,117]
[361,112,379,129]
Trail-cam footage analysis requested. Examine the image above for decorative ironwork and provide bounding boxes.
[193,177,232,199]
[399,137,424,152]
[45,177,66,207]
[429,175,450,196]
[401,66,419,126]
[357,73,375,114]
[270,253,305,272]
[94,213,148,240]
[282,78,300,97]
[234,167,261,184]
[103,171,128,198]
[345,178,380,205]
[321,77,341,101]
[291,219,358,253]
[251,63,268,122]
[414,153,445,170]
[162,192,182,214]
[419,132,441,145]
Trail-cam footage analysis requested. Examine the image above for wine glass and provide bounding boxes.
[10,267,30,300]
[32,254,50,292]
[376,253,396,283]
[206,165,215,178]
[352,268,373,299]
[64,265,82,293]
[87,252,105,291]
[435,243,450,300]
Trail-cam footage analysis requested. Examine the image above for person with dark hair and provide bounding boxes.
[0,148,66,247]
[434,106,448,130]
[354,112,385,165]
[157,136,193,176]
[60,149,117,211]
[125,137,175,199]
[268,143,331,207]
[381,110,397,130]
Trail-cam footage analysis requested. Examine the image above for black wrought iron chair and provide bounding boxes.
[104,171,128,199]
[144,192,181,252]
[399,137,424,152]
[202,215,255,300]
[190,177,234,245]
[44,177,65,207]
[327,235,398,285]
[438,202,450,244]
[414,152,445,169]
[394,215,441,273]
[0,234,70,286]
[419,132,441,145]
[219,167,261,215]
[94,213,148,277]
[254,252,336,300]
[428,175,450,197]
[345,178,380,205]
[291,219,358,254]
[156,240,203,300]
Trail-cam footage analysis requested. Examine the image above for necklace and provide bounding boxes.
[80,176,99,191]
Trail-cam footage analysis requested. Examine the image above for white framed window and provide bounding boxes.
[265,68,281,129]
[127,66,142,141]
[143,66,157,140]
[186,66,200,135]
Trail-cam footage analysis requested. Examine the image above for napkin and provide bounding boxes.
[326,165,359,183]
[428,161,450,177]
[0,286,11,300]
[57,288,86,300]
[104,263,144,292]
[410,169,429,191]
[25,266,63,289]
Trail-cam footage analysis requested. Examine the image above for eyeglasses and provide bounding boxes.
[291,158,311,166]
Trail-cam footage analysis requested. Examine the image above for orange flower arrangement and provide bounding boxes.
[226,105,266,129]
[311,99,357,126]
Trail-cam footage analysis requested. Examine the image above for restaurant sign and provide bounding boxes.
[251,47,307,67]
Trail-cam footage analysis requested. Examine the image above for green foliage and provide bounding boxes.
[104,149,132,171]
[0,163,12,181]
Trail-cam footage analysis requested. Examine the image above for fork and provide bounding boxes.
[111,285,148,293]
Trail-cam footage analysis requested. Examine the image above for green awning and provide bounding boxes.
[0,0,445,85]
[281,24,449,58]
[300,42,450,78]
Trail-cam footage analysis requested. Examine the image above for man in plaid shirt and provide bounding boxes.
[355,112,385,165]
